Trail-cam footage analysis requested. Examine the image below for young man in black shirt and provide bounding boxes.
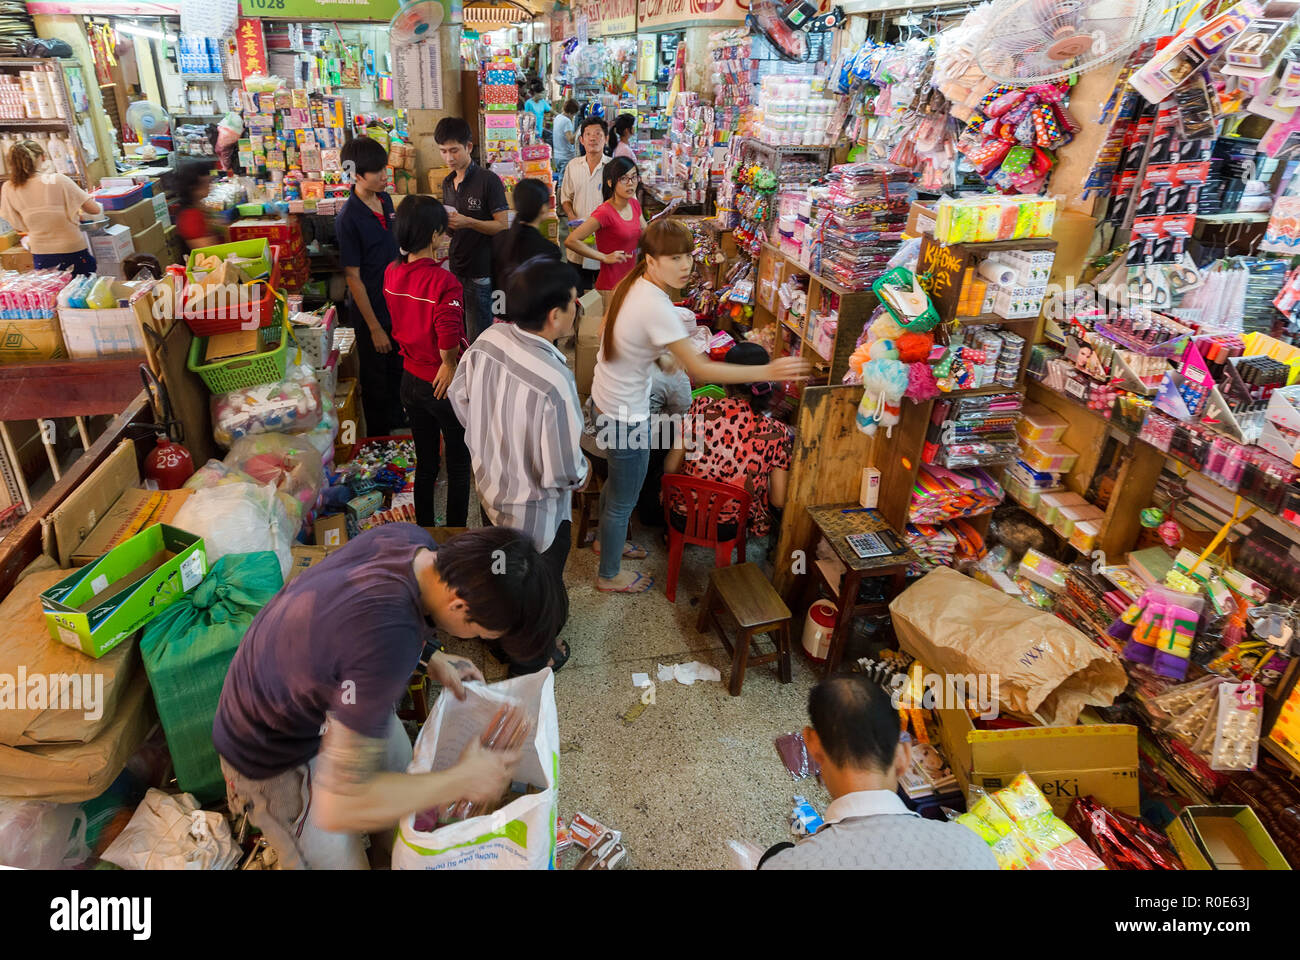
[436,118,509,343]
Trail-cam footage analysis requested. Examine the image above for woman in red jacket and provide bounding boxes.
[384,195,471,527]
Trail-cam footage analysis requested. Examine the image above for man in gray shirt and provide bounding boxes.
[761,674,998,870]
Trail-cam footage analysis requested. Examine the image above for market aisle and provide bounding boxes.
[443,514,829,869]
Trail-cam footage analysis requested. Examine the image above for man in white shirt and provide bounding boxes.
[760,674,999,870]
[449,255,589,675]
[559,117,610,294]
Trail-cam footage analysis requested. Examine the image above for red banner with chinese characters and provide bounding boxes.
[236,17,267,84]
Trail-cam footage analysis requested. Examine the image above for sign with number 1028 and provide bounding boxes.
[239,0,402,21]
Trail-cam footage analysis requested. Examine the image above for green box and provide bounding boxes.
[1165,805,1292,871]
[186,237,273,281]
[40,524,207,659]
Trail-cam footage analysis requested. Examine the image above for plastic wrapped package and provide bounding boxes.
[1065,796,1184,870]
[211,363,323,447]
[101,788,241,870]
[0,799,89,869]
[224,433,326,528]
[954,774,1105,870]
[173,482,296,579]
[302,394,339,471]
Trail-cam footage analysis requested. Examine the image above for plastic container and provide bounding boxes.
[181,244,282,335]
[1020,438,1079,474]
[93,184,144,210]
[187,305,292,393]
[1016,401,1068,443]
[802,600,837,662]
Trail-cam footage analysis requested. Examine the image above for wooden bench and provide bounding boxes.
[697,562,793,696]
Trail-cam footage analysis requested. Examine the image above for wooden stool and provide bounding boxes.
[697,562,793,696]
[574,471,603,546]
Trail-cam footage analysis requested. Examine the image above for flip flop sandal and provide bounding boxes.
[596,572,655,594]
[508,639,571,678]
[592,540,648,559]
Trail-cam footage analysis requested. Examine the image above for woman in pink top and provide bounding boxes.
[564,156,645,307]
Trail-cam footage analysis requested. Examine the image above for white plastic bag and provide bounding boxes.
[0,799,89,869]
[173,482,294,578]
[101,789,240,870]
[393,670,559,871]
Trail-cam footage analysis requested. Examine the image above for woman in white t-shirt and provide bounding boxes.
[591,219,811,593]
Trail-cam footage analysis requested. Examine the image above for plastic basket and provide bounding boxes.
[181,245,283,336]
[187,303,293,393]
[691,384,725,400]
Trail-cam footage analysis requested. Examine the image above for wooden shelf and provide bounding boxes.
[803,335,829,362]
[0,118,74,127]
[1196,212,1271,225]
[952,312,1041,326]
[1263,737,1300,780]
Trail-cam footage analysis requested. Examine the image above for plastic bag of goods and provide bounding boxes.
[224,432,326,528]
[173,482,295,579]
[0,799,89,869]
[210,363,322,448]
[302,392,339,471]
[953,773,1105,870]
[393,669,559,870]
[140,552,284,802]
[101,788,241,870]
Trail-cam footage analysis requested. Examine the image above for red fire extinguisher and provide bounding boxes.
[139,365,194,489]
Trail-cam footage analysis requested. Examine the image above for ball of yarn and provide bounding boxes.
[895,331,934,363]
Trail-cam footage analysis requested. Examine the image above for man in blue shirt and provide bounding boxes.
[214,524,568,869]
[337,136,402,436]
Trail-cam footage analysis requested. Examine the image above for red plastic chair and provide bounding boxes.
[661,474,751,603]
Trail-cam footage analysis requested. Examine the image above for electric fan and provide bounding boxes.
[124,100,170,159]
[975,0,1163,85]
[750,0,807,63]
[390,0,448,45]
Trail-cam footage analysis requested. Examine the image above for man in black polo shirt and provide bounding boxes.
[337,136,402,436]
[436,117,509,343]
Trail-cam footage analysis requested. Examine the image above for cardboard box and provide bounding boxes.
[105,197,157,235]
[131,221,167,263]
[932,707,1140,817]
[0,317,67,362]
[315,513,348,548]
[575,288,603,397]
[287,544,334,583]
[906,201,937,238]
[334,378,358,464]
[88,223,135,264]
[40,524,207,659]
[1166,806,1291,870]
[151,193,171,227]
[71,487,193,566]
[43,439,138,567]
[57,280,157,361]
[0,247,33,272]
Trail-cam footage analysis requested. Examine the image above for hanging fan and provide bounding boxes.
[750,0,807,63]
[975,0,1164,85]
[390,0,447,45]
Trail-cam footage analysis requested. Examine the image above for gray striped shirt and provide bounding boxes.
[449,323,589,551]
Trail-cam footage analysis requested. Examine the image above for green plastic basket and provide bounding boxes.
[186,237,274,281]
[692,384,725,400]
[187,303,293,393]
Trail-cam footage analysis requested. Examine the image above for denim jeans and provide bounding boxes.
[33,249,96,275]
[462,276,494,343]
[597,416,651,580]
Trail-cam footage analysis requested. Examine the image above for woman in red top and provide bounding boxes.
[563,156,644,313]
[384,195,471,527]
[174,163,224,254]
[664,342,793,539]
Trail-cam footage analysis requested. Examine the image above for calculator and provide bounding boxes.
[845,532,896,560]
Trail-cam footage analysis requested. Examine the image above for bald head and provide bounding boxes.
[808,674,903,772]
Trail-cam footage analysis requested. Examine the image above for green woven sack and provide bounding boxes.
[139,551,284,802]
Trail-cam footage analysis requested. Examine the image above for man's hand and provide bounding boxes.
[427,650,484,700]
[447,209,470,231]
[371,326,394,354]
[453,737,522,806]
[431,362,455,399]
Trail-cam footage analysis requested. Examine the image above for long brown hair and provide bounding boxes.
[7,140,44,187]
[601,218,693,362]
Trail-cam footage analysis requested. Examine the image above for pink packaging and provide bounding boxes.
[521,143,551,161]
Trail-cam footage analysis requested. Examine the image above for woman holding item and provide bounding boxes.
[564,156,644,315]
[589,219,812,594]
[384,195,471,528]
[0,139,102,274]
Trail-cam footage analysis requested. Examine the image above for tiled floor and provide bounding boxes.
[439,488,831,870]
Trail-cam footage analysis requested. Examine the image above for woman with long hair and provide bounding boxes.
[0,140,102,274]
[383,195,471,528]
[563,156,643,314]
[174,162,224,252]
[589,219,812,593]
[491,177,560,298]
[663,341,793,540]
[608,113,637,161]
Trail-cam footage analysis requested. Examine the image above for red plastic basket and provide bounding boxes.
[181,245,283,337]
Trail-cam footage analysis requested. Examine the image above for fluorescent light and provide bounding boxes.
[116,24,179,42]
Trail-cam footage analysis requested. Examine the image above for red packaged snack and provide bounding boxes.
[1065,796,1183,870]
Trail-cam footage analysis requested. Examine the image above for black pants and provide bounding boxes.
[400,370,471,527]
[669,509,739,543]
[350,306,405,438]
[575,266,600,296]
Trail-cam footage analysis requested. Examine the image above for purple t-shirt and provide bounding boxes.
[213,524,434,780]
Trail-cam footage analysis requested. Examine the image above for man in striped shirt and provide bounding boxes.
[450,255,590,674]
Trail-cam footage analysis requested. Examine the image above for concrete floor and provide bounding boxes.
[437,490,832,870]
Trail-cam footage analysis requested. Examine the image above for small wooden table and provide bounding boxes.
[806,504,918,677]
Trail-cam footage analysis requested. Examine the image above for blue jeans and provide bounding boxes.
[597,416,651,580]
[462,276,494,343]
[33,249,96,275]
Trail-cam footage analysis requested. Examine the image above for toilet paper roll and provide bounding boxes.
[978,259,1017,285]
